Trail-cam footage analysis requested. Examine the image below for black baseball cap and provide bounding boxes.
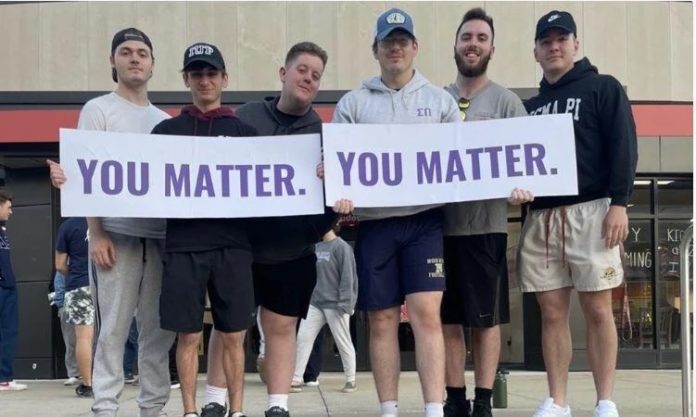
[535,10,576,40]
[111,28,153,55]
[182,42,226,71]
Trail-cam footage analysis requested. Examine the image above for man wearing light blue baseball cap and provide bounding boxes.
[332,7,460,417]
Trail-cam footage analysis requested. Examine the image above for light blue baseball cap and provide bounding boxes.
[374,8,415,41]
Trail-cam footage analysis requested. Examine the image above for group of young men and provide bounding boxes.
[42,5,636,417]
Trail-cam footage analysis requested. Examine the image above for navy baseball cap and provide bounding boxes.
[535,10,577,40]
[182,42,226,71]
[111,28,152,55]
[374,8,415,41]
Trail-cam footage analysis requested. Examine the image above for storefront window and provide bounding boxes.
[614,219,654,349]
[657,179,693,216]
[657,220,692,349]
[628,180,653,215]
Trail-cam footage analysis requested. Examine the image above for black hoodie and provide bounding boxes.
[151,105,258,252]
[236,97,337,264]
[525,57,637,210]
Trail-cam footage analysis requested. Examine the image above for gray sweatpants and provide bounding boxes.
[90,232,175,417]
[58,307,79,378]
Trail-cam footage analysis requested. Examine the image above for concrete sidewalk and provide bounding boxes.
[0,370,683,416]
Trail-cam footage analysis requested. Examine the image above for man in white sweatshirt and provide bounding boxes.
[332,8,459,417]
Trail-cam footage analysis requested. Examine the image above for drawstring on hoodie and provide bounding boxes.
[544,207,568,269]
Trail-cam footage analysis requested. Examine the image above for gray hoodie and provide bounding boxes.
[332,70,460,220]
[310,237,358,315]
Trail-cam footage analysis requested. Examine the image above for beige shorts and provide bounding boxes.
[517,198,623,293]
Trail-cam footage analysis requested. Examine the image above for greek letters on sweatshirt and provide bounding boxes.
[332,70,460,221]
[524,58,637,210]
[151,106,258,252]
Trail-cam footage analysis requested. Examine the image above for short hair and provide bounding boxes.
[455,7,495,44]
[0,190,14,205]
[285,42,328,68]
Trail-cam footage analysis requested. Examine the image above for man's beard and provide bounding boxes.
[455,50,491,78]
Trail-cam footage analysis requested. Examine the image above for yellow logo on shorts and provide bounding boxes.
[600,267,618,280]
[427,258,445,278]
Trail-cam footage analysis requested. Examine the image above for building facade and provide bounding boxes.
[0,1,691,378]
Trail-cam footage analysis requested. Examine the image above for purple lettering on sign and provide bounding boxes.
[446,151,466,182]
[165,163,190,197]
[416,151,442,184]
[77,159,98,194]
[337,152,355,186]
[505,145,523,177]
[255,165,272,197]
[273,164,296,196]
[101,160,123,195]
[523,143,548,175]
[484,146,502,179]
[382,153,403,186]
[216,165,235,197]
[194,165,215,197]
[465,148,483,180]
[236,165,252,197]
[127,162,149,196]
[358,153,378,186]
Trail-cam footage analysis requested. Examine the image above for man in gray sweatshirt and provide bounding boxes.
[332,8,459,417]
[291,223,358,393]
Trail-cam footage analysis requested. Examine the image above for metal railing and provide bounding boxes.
[681,224,693,417]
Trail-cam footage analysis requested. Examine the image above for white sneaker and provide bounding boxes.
[304,379,319,387]
[290,380,303,393]
[594,400,619,417]
[63,376,80,386]
[533,398,571,417]
[0,380,28,391]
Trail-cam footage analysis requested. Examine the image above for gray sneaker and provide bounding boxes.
[341,381,357,393]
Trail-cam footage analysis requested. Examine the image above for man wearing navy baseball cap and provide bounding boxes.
[520,10,636,417]
[332,7,459,417]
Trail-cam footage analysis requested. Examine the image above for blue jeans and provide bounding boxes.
[0,286,18,382]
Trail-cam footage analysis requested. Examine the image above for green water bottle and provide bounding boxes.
[492,368,509,408]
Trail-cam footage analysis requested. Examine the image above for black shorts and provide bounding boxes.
[441,234,510,327]
[253,254,317,319]
[160,248,255,333]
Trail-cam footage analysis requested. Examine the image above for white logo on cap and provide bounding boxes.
[386,12,406,24]
[188,44,214,57]
[548,14,560,22]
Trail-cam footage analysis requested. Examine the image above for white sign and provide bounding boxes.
[322,114,577,207]
[59,129,325,218]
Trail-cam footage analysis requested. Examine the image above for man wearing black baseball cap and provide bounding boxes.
[48,27,175,417]
[519,10,636,417]
[152,42,257,417]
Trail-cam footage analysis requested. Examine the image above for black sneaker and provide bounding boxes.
[444,398,471,417]
[75,383,93,398]
[471,402,492,417]
[264,406,290,417]
[201,402,227,417]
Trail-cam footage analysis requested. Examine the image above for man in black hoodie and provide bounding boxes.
[152,42,257,417]
[519,11,637,417]
[234,41,336,417]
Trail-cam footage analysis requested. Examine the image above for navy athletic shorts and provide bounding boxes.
[355,208,446,311]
